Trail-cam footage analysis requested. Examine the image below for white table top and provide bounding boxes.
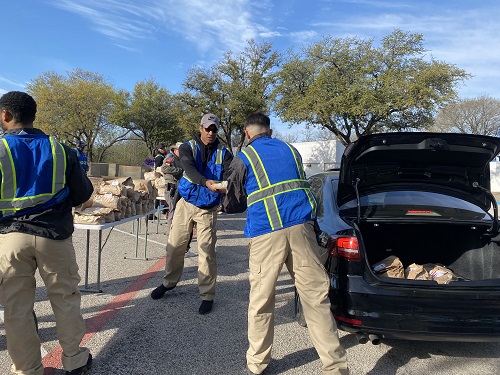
[74,209,156,230]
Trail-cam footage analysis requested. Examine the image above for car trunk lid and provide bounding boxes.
[337,132,500,212]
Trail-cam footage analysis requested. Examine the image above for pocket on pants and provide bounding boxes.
[249,262,261,275]
[248,261,262,292]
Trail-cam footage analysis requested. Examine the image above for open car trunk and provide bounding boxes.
[358,222,500,282]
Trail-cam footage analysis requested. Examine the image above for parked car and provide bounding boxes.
[295,132,500,344]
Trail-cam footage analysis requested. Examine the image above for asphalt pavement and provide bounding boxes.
[1,211,499,375]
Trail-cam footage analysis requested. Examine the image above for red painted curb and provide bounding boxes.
[42,256,166,374]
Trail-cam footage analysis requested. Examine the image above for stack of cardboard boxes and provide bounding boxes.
[73,177,156,225]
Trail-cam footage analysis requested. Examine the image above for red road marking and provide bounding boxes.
[42,257,166,374]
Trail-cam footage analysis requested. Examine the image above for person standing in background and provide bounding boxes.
[162,142,183,225]
[162,142,197,258]
[155,143,168,168]
[0,91,94,375]
[150,143,169,220]
[74,140,88,174]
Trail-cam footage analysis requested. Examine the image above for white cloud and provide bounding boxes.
[289,30,318,43]
[49,0,275,57]
[0,76,26,93]
[0,76,25,87]
[50,0,162,42]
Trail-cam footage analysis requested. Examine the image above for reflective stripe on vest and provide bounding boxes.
[284,143,317,214]
[0,136,67,216]
[243,143,316,231]
[182,139,224,183]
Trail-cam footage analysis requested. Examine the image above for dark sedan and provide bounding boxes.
[296,132,500,344]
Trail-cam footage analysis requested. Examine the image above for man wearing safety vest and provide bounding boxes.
[74,140,89,174]
[222,113,349,375]
[0,91,94,375]
[150,113,233,315]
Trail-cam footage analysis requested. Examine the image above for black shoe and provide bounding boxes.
[198,300,213,315]
[148,215,156,220]
[66,354,92,375]
[150,284,175,299]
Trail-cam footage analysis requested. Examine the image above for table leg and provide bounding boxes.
[96,230,103,292]
[80,229,103,293]
[84,230,90,288]
[124,216,148,260]
[156,204,161,234]
[144,216,149,259]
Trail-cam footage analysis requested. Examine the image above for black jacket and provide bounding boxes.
[221,134,272,214]
[154,152,165,168]
[161,153,183,183]
[0,128,94,240]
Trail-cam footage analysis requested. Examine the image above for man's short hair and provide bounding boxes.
[0,91,37,125]
[244,112,271,130]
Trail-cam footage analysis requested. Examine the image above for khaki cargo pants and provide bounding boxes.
[0,233,89,375]
[246,222,349,375]
[162,198,218,300]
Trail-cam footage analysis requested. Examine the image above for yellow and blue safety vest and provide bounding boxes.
[239,136,317,237]
[177,139,226,208]
[74,148,88,172]
[0,134,69,219]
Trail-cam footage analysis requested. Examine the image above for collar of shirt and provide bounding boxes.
[248,133,271,145]
[3,127,46,135]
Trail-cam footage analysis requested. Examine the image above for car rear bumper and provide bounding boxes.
[335,319,500,342]
[330,275,500,342]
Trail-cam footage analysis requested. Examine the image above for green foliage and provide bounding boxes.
[183,40,282,152]
[110,79,183,154]
[26,69,130,162]
[25,29,475,158]
[273,29,470,145]
[99,138,149,166]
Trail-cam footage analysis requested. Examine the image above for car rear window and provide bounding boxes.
[339,190,491,221]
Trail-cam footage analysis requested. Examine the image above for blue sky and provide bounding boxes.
[1,0,499,135]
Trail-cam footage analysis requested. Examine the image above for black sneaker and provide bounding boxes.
[150,284,175,299]
[66,354,92,375]
[198,300,213,315]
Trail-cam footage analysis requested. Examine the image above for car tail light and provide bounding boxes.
[335,314,362,326]
[328,235,360,261]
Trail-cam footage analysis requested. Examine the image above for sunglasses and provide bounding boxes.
[203,127,218,134]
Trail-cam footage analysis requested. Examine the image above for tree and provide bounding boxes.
[183,40,282,153]
[99,137,149,166]
[27,69,129,162]
[273,29,470,145]
[111,79,183,155]
[431,95,500,136]
[170,92,207,139]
